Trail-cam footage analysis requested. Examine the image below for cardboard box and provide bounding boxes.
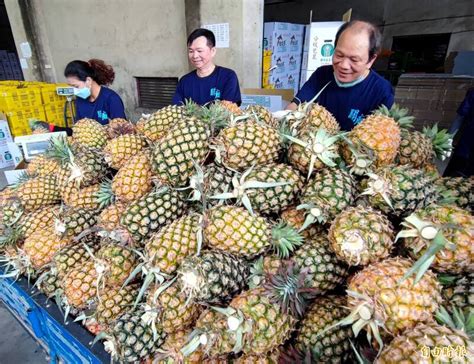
[0,142,22,169]
[0,118,14,145]
[284,72,300,94]
[264,22,304,54]
[241,88,295,112]
[303,21,344,70]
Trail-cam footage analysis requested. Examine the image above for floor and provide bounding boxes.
[0,302,48,363]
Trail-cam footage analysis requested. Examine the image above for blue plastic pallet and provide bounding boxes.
[0,274,110,364]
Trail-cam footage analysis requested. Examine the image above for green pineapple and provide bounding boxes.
[177,250,249,305]
[298,168,356,228]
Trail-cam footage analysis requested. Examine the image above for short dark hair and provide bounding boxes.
[334,20,382,61]
[187,28,216,48]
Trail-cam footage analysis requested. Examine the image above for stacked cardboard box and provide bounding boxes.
[300,22,344,86]
[0,50,23,81]
[394,74,474,130]
[263,22,305,95]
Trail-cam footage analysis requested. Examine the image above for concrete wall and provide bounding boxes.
[6,0,190,120]
[197,0,264,89]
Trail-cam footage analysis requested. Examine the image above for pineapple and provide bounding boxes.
[435,176,474,212]
[17,204,61,239]
[97,201,127,232]
[343,109,401,169]
[53,234,101,278]
[145,213,202,275]
[151,118,211,186]
[111,151,154,202]
[99,310,166,363]
[36,268,62,298]
[280,206,326,239]
[204,205,303,259]
[298,168,356,227]
[95,243,138,287]
[54,207,98,239]
[72,118,108,149]
[328,206,394,266]
[397,204,474,277]
[144,282,202,334]
[300,103,340,134]
[217,100,243,116]
[63,260,98,309]
[120,187,186,244]
[214,119,281,170]
[95,284,139,327]
[62,183,103,210]
[296,295,353,363]
[14,175,61,212]
[103,134,148,169]
[441,273,474,317]
[154,328,204,363]
[177,250,249,305]
[245,104,276,128]
[344,257,442,346]
[23,227,72,270]
[250,235,348,293]
[376,322,473,363]
[202,163,234,205]
[136,104,185,141]
[184,262,314,356]
[26,155,60,177]
[287,128,341,179]
[360,165,438,217]
[215,163,304,215]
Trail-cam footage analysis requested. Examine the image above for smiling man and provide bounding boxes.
[287,20,394,130]
[172,28,241,106]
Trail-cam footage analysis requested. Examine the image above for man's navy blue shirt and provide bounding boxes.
[75,87,126,125]
[294,65,394,130]
[173,66,242,106]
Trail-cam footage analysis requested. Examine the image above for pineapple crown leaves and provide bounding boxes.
[360,172,395,210]
[283,129,343,180]
[396,213,460,284]
[211,306,253,354]
[210,164,291,216]
[436,305,474,340]
[12,171,33,188]
[271,221,304,258]
[263,260,317,319]
[0,248,32,282]
[422,124,454,160]
[340,135,375,176]
[248,256,266,288]
[0,225,23,249]
[181,326,225,358]
[296,200,331,228]
[45,133,75,166]
[319,290,387,356]
[94,179,115,209]
[374,103,415,129]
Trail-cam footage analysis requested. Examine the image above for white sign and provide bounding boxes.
[20,42,32,58]
[20,58,28,69]
[202,23,229,48]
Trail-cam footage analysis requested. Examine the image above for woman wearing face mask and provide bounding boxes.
[31,59,126,134]
[286,20,394,131]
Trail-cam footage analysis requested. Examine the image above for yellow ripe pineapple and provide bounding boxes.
[344,257,442,347]
[23,227,72,270]
[18,205,61,239]
[245,104,277,128]
[217,100,243,116]
[103,134,148,170]
[144,282,202,335]
[62,183,103,210]
[153,328,204,363]
[95,284,139,327]
[214,119,281,171]
[112,151,153,202]
[63,260,98,309]
[26,155,60,177]
[343,110,401,169]
[300,103,340,134]
[97,201,127,232]
[136,105,184,141]
[72,118,108,149]
[14,175,61,212]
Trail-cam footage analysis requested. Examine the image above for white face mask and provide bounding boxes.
[334,72,368,88]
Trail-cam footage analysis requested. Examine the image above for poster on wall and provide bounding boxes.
[201,23,230,48]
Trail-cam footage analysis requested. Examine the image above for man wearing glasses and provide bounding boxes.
[287,20,394,131]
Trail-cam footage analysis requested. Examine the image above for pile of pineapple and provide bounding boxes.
[1,99,473,363]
